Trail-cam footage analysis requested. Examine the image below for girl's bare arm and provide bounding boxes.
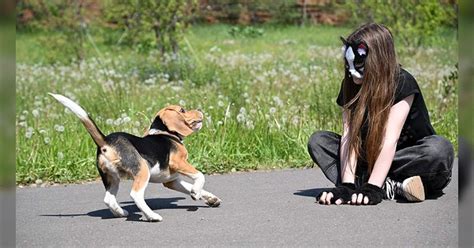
[368,94,414,187]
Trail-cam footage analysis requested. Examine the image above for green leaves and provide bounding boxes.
[345,0,457,47]
[104,0,198,54]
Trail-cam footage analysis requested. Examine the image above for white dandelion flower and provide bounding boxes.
[292,116,300,126]
[236,113,245,123]
[57,152,64,160]
[32,109,40,117]
[245,120,254,130]
[54,124,65,132]
[122,116,131,123]
[269,107,277,114]
[25,131,33,139]
[273,96,283,107]
[114,118,122,126]
[179,100,186,106]
[44,137,50,144]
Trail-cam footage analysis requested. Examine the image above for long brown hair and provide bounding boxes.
[341,23,400,173]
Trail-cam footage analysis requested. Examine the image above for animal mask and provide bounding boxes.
[341,37,368,79]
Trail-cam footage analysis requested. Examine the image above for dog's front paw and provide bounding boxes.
[190,189,202,201]
[145,212,163,222]
[205,196,221,208]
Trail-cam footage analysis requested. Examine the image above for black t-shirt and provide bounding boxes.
[336,68,435,149]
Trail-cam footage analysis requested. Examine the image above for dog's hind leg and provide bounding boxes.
[164,178,221,207]
[103,176,129,217]
[130,160,163,222]
[97,157,128,217]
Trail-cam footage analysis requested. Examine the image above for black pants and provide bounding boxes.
[307,131,454,195]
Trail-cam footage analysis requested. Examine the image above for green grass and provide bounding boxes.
[16,24,458,184]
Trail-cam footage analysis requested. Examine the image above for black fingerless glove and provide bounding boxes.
[317,183,356,204]
[357,183,385,205]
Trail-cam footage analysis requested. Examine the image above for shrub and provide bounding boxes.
[344,0,457,46]
[103,0,198,55]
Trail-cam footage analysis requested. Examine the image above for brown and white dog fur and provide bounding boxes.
[49,93,221,222]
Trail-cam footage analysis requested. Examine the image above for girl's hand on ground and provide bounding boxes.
[317,183,355,205]
[351,183,384,205]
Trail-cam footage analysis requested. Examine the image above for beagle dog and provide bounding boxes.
[49,93,221,222]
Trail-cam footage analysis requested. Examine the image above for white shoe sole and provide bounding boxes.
[402,176,425,202]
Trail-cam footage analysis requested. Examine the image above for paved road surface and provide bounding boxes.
[17,162,458,247]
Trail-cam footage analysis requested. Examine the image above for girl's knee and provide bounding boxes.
[307,131,334,150]
[424,135,454,169]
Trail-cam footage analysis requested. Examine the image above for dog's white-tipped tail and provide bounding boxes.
[49,93,88,119]
[49,93,106,147]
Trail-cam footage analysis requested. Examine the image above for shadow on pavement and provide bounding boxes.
[40,197,206,222]
[293,188,332,198]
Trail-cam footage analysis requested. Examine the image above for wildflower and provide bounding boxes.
[39,129,47,134]
[236,113,245,123]
[122,116,131,123]
[25,131,33,139]
[32,109,40,117]
[269,107,277,114]
[44,137,50,144]
[273,96,283,107]
[18,121,27,127]
[209,46,221,53]
[19,115,26,121]
[54,124,65,132]
[106,119,114,125]
[245,120,255,130]
[179,100,186,106]
[292,116,300,126]
[218,101,224,107]
[57,152,64,160]
[114,118,122,126]
[290,74,300,82]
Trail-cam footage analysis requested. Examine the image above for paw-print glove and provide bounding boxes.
[355,183,385,205]
[317,182,356,204]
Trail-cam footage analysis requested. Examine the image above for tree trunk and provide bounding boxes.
[153,22,165,56]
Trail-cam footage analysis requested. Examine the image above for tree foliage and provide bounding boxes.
[17,0,90,62]
[104,0,198,55]
[344,0,457,46]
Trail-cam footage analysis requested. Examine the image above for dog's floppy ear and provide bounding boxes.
[159,109,193,137]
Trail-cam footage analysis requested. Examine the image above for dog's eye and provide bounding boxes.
[179,108,185,113]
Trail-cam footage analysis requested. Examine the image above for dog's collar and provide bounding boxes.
[147,129,183,143]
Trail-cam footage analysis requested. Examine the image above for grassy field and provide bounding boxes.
[16,24,458,184]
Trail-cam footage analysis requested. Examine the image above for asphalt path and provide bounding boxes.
[16,161,458,247]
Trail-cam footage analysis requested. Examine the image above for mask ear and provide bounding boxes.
[357,42,368,57]
[340,36,348,45]
[159,109,193,137]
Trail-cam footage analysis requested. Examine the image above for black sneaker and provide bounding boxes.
[383,176,425,202]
